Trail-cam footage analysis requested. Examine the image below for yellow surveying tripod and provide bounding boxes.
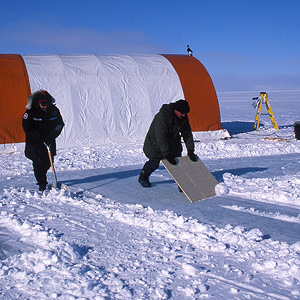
[252,92,279,131]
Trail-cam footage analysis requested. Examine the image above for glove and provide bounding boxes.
[43,136,53,146]
[188,150,197,162]
[43,138,52,147]
[44,130,58,146]
[165,154,176,165]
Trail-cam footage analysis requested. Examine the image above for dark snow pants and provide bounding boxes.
[32,151,52,186]
[141,159,160,178]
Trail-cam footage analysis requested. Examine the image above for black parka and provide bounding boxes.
[22,100,64,161]
[143,103,194,160]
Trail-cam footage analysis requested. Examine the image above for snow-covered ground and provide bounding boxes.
[0,90,300,299]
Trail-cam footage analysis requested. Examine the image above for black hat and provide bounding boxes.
[35,90,52,105]
[173,99,190,114]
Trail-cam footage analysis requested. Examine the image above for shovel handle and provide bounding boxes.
[44,142,58,184]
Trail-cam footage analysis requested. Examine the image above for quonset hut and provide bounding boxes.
[0,54,224,150]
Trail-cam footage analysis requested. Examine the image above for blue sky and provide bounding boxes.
[1,0,299,92]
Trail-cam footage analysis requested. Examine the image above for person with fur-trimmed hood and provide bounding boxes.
[138,99,197,188]
[22,90,64,191]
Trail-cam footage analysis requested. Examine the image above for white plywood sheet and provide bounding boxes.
[162,156,218,203]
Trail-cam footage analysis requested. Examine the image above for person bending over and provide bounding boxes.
[138,99,196,188]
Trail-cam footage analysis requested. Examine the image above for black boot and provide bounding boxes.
[138,171,151,188]
[138,160,160,188]
[39,183,47,191]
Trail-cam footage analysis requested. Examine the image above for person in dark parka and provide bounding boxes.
[22,90,64,191]
[138,99,197,188]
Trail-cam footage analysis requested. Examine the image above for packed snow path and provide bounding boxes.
[5,151,300,244]
[57,153,300,244]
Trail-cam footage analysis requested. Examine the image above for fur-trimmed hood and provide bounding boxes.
[26,90,55,110]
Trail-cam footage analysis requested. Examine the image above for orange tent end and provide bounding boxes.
[162,54,221,131]
[0,54,31,144]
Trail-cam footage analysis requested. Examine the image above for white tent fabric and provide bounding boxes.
[22,54,184,148]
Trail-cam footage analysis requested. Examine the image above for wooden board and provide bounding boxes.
[162,156,218,203]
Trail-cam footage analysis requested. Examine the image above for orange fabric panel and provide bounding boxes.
[0,54,31,144]
[162,54,221,131]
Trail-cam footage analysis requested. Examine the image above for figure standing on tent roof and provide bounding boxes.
[187,45,193,56]
[22,90,64,191]
[138,99,197,189]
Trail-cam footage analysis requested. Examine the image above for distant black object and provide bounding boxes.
[187,45,193,56]
[293,121,300,140]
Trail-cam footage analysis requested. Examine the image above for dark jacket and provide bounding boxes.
[22,96,64,161]
[143,103,194,160]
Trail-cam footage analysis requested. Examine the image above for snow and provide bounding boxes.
[1,90,300,299]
